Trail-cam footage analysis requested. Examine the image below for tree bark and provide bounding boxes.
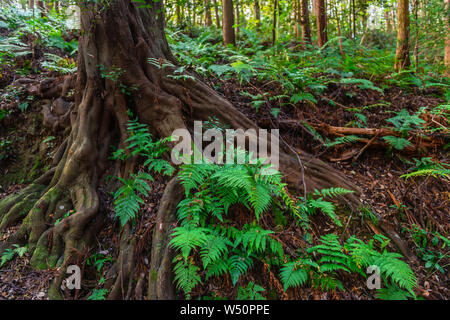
[176,2,182,26]
[445,0,450,76]
[272,0,279,46]
[254,0,261,28]
[300,0,312,46]
[222,0,236,45]
[205,0,212,26]
[394,0,411,72]
[314,0,327,47]
[235,0,240,36]
[352,0,356,38]
[213,0,221,28]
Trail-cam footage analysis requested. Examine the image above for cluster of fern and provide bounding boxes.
[281,233,418,300]
[111,117,174,226]
[170,145,358,298]
[171,148,305,298]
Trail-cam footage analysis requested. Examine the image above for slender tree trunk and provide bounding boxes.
[334,2,345,57]
[352,0,356,38]
[294,0,300,38]
[445,0,450,76]
[176,2,182,26]
[394,0,411,71]
[28,0,34,9]
[214,0,221,28]
[385,9,392,33]
[235,0,240,36]
[300,0,312,46]
[314,0,327,47]
[348,0,352,38]
[413,0,419,72]
[205,0,212,26]
[222,0,236,45]
[254,0,261,28]
[272,0,279,46]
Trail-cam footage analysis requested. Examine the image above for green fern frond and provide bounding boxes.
[170,226,209,260]
[173,257,202,298]
[280,262,309,291]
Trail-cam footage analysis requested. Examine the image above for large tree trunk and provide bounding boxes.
[222,0,236,45]
[0,0,357,300]
[314,0,327,47]
[394,0,411,72]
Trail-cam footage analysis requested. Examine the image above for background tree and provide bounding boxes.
[394,0,411,71]
[299,0,312,46]
[314,0,328,47]
[222,0,236,45]
[445,0,450,76]
[213,0,221,27]
[204,0,212,26]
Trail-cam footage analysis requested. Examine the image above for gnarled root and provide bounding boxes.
[147,178,184,300]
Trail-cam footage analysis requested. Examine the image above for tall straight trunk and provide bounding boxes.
[445,0,450,76]
[214,0,221,28]
[348,0,352,38]
[272,0,279,46]
[222,0,236,45]
[413,0,419,72]
[193,2,196,25]
[176,3,182,26]
[205,0,212,26]
[294,0,299,39]
[385,10,392,33]
[314,0,327,47]
[28,0,34,9]
[352,0,356,38]
[334,2,345,57]
[235,0,240,35]
[300,0,312,46]
[254,0,261,28]
[394,0,411,71]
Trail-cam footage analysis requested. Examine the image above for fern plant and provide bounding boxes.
[113,172,152,226]
[111,117,174,226]
[170,148,296,298]
[400,157,449,180]
[236,282,266,300]
[281,233,418,299]
[1,244,27,267]
[297,188,355,227]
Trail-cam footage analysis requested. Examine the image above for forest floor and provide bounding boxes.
[0,27,449,300]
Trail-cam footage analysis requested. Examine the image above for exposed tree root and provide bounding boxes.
[147,178,184,300]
